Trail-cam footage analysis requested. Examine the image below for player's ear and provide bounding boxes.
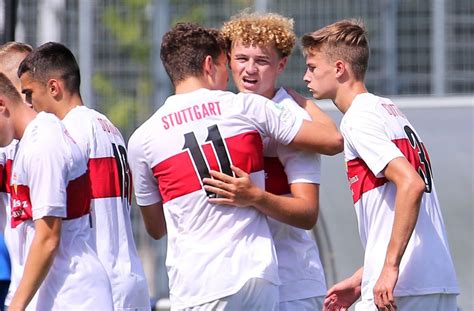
[335,59,345,78]
[277,56,289,74]
[0,96,10,118]
[47,79,61,98]
[203,55,214,77]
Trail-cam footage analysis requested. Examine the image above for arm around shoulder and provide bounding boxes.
[286,89,343,155]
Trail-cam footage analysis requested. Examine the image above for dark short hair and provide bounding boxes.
[17,42,81,94]
[160,23,226,85]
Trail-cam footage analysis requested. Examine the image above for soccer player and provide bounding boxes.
[17,42,150,310]
[0,41,32,307]
[128,22,340,310]
[203,12,339,310]
[0,72,113,310]
[300,19,459,310]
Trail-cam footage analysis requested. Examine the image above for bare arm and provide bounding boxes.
[139,202,167,240]
[324,267,363,311]
[286,88,343,155]
[203,165,318,230]
[9,216,61,310]
[373,157,426,310]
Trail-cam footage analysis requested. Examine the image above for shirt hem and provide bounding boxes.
[362,286,460,300]
[170,272,279,309]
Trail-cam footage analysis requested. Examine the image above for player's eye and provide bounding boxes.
[25,92,32,104]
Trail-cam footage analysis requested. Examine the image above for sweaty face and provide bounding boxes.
[19,72,51,113]
[303,51,337,100]
[229,41,286,99]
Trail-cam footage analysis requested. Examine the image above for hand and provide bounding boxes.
[324,275,361,311]
[8,299,26,311]
[285,87,310,109]
[202,165,262,207]
[373,264,399,311]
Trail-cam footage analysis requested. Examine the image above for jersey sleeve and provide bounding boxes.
[62,110,93,162]
[241,93,303,146]
[277,144,321,184]
[27,125,69,220]
[342,109,404,177]
[128,132,162,206]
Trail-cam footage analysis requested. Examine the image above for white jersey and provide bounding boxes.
[62,106,150,310]
[264,88,326,302]
[7,112,113,310]
[0,141,16,233]
[128,88,303,309]
[0,140,23,302]
[341,93,459,300]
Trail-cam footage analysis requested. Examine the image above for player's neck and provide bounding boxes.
[175,76,211,95]
[13,103,37,140]
[334,81,367,113]
[56,93,84,120]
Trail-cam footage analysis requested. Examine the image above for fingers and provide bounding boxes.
[374,290,396,311]
[208,170,232,182]
[203,185,230,198]
[230,165,247,177]
[324,299,346,311]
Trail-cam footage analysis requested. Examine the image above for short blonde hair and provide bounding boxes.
[302,19,369,81]
[221,11,296,57]
[0,72,22,104]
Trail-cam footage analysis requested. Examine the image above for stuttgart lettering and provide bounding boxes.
[162,101,222,130]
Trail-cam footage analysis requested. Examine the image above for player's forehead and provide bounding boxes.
[306,50,327,63]
[19,72,43,92]
[231,40,278,58]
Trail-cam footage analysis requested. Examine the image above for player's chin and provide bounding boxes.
[307,89,320,99]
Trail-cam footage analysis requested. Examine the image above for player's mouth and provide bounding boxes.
[242,77,259,89]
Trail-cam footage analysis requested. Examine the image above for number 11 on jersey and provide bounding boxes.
[183,124,233,197]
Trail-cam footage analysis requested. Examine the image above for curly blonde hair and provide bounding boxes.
[221,11,296,57]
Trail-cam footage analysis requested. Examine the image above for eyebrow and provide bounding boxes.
[233,53,271,60]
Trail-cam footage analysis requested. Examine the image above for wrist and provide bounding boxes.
[384,254,402,269]
[251,187,266,208]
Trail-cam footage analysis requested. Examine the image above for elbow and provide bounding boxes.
[401,173,426,207]
[327,134,344,156]
[301,209,318,230]
[43,235,60,254]
[147,227,167,240]
[411,176,426,198]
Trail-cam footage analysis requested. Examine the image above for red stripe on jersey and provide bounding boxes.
[347,138,429,203]
[393,138,423,169]
[0,160,12,194]
[66,172,92,219]
[10,173,91,227]
[347,158,388,203]
[88,157,121,198]
[226,131,263,173]
[202,144,220,171]
[11,184,33,228]
[153,131,264,203]
[264,157,290,195]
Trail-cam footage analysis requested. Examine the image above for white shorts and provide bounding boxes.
[280,296,324,311]
[355,294,458,311]
[180,278,278,310]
